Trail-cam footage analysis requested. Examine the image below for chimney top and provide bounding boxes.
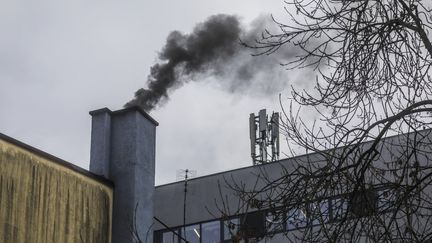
[89,106,159,126]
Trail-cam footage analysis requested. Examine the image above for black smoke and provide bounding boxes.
[126,14,302,111]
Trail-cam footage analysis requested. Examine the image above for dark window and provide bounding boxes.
[266,211,285,233]
[162,230,179,243]
[241,211,266,238]
[350,189,378,217]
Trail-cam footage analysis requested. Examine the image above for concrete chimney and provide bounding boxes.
[89,107,158,243]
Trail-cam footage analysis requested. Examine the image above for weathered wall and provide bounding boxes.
[0,137,113,243]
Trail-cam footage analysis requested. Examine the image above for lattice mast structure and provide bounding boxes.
[249,109,279,165]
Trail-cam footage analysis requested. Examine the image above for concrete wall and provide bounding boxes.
[90,107,158,243]
[154,157,300,230]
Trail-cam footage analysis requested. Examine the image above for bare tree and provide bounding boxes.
[227,0,432,242]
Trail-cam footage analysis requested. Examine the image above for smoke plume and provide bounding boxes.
[126,14,301,111]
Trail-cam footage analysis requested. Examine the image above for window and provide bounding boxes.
[266,211,285,233]
[183,224,200,243]
[241,211,266,238]
[378,188,396,212]
[310,200,330,224]
[162,230,179,243]
[332,197,348,220]
[287,207,307,230]
[350,189,378,217]
[202,221,220,243]
[223,218,239,240]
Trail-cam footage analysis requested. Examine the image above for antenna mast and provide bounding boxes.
[249,109,280,165]
[176,169,196,240]
[183,169,188,238]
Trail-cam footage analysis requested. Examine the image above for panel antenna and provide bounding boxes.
[249,109,280,165]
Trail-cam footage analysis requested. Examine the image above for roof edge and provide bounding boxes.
[90,106,159,126]
[0,132,114,187]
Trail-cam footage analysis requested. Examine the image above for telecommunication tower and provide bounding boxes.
[249,109,280,165]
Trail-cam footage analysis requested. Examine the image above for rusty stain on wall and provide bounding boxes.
[0,138,113,243]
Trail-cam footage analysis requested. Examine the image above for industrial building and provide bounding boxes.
[152,128,432,243]
[0,106,429,242]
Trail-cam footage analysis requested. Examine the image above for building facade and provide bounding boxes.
[1,107,430,242]
[152,129,432,243]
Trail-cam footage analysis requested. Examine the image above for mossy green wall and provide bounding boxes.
[0,139,112,243]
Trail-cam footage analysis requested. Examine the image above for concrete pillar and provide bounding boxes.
[89,107,158,243]
[89,108,112,179]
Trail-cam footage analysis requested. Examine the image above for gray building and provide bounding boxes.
[149,112,432,242]
[86,106,432,243]
[153,157,298,243]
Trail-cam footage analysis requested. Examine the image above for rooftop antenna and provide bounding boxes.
[176,169,197,182]
[176,169,197,240]
[249,109,280,165]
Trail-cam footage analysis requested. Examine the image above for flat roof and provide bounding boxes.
[90,106,159,126]
[155,128,432,188]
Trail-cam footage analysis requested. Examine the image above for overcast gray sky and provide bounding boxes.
[0,0,304,185]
